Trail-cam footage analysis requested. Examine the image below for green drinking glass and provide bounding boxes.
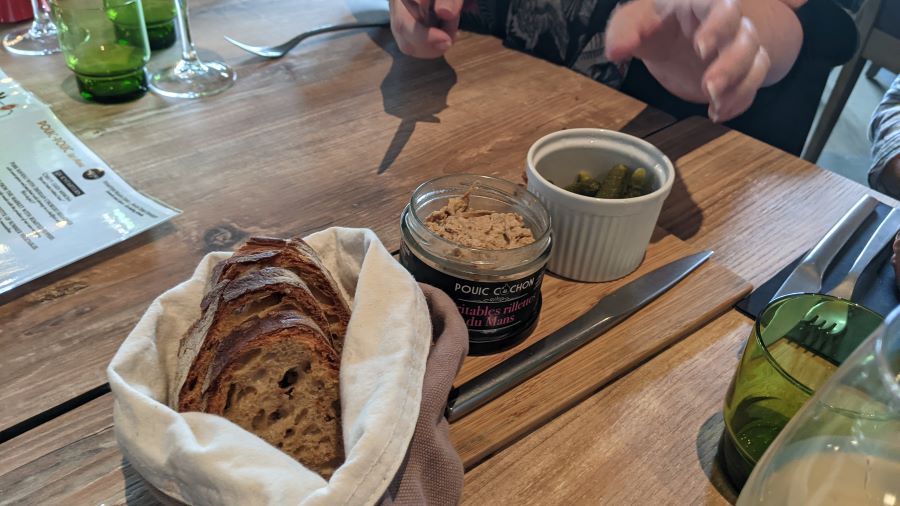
[49,0,150,103]
[719,293,883,490]
[140,0,175,50]
[108,0,175,50]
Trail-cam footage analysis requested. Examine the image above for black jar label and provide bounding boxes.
[400,243,545,348]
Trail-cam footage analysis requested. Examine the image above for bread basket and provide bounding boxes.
[108,227,468,505]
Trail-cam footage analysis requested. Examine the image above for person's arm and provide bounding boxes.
[869,76,900,199]
[605,0,805,122]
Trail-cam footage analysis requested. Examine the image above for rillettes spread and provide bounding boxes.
[425,193,535,250]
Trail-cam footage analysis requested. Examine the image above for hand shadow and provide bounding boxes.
[353,13,458,174]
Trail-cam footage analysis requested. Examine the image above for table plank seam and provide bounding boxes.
[0,383,110,445]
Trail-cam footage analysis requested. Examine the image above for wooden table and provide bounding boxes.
[0,0,672,440]
[0,0,890,503]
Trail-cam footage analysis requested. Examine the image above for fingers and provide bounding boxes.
[434,0,462,20]
[691,0,741,59]
[604,1,664,63]
[435,0,463,42]
[703,18,758,99]
[708,47,769,122]
[391,0,455,58]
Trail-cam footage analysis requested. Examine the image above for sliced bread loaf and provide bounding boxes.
[203,311,344,479]
[175,267,338,412]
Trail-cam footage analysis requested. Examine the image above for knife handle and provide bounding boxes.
[803,196,878,275]
[445,311,622,423]
[829,208,900,300]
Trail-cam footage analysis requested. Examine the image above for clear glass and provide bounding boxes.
[720,293,884,489]
[148,0,234,99]
[400,174,553,354]
[402,174,552,279]
[737,305,900,505]
[2,0,61,55]
[50,0,151,103]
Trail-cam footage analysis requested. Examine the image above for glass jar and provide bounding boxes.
[400,174,552,355]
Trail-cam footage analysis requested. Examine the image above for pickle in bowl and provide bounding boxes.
[561,164,650,199]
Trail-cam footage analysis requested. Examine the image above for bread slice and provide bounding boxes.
[175,267,337,412]
[203,311,344,479]
[209,237,351,352]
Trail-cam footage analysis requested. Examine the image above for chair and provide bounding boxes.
[803,0,900,162]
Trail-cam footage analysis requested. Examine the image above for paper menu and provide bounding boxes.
[0,68,180,295]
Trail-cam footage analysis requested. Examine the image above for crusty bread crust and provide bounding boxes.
[211,237,351,352]
[172,237,349,479]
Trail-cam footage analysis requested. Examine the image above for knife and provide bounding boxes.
[770,195,878,301]
[445,250,713,423]
[829,208,900,300]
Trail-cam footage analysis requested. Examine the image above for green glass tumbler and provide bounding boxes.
[49,0,150,103]
[108,0,175,50]
[140,0,175,50]
[719,293,883,490]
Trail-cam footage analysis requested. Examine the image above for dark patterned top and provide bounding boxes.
[460,0,627,87]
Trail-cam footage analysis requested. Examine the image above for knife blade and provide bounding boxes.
[771,195,878,301]
[445,250,713,423]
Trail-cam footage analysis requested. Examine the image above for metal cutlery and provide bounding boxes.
[445,250,713,422]
[225,20,390,59]
[771,195,879,301]
[803,208,900,336]
[762,196,879,348]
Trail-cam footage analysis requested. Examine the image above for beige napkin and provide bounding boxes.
[108,228,434,505]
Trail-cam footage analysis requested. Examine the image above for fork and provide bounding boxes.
[803,208,900,335]
[225,20,390,59]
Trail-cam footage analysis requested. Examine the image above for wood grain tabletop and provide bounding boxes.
[0,0,674,437]
[3,111,891,504]
[460,118,893,505]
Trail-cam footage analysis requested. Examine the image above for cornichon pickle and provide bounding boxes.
[625,167,648,198]
[596,164,629,199]
[564,172,601,196]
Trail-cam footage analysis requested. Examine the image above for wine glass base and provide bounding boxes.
[149,59,235,99]
[2,23,61,56]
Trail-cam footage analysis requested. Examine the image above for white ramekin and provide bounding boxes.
[526,129,675,282]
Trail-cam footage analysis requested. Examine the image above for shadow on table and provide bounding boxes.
[357,16,457,174]
[123,457,183,505]
[653,118,731,241]
[696,411,739,505]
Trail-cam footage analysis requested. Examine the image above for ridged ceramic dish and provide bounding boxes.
[526,129,675,282]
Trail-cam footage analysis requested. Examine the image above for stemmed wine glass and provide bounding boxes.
[2,0,61,55]
[148,0,234,98]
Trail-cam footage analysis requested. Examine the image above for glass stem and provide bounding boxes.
[30,0,53,30]
[173,0,199,62]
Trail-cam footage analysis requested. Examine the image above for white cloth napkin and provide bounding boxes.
[107,228,431,505]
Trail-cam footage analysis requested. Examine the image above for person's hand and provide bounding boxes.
[390,0,462,59]
[605,0,770,122]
